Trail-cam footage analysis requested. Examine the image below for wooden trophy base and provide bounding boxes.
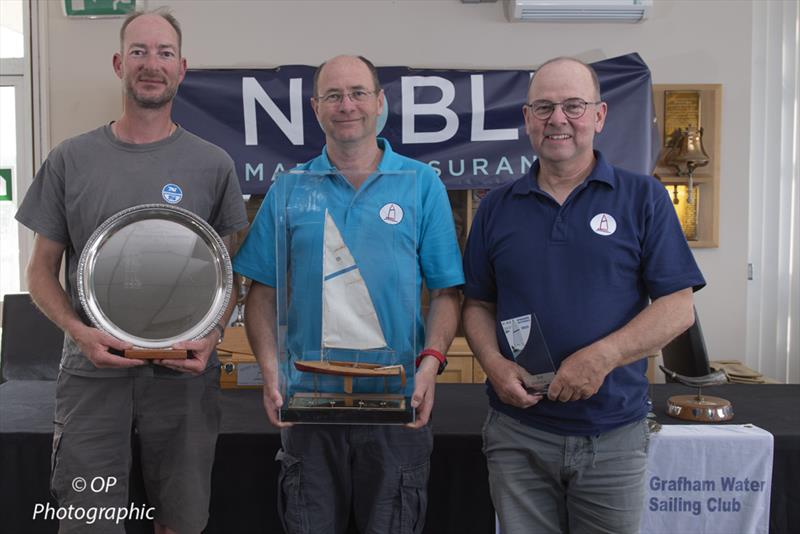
[283,392,412,424]
[666,394,734,422]
[124,349,188,360]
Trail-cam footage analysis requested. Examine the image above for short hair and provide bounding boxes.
[527,57,601,101]
[119,8,182,54]
[313,55,382,96]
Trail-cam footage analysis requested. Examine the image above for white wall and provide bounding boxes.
[43,0,754,371]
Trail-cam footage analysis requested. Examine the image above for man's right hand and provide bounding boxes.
[71,325,145,368]
[262,383,292,428]
[485,356,544,409]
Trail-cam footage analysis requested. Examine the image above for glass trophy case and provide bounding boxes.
[273,170,418,424]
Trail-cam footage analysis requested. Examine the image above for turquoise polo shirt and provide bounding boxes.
[234,139,464,396]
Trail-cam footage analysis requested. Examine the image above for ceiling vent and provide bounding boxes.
[505,0,652,22]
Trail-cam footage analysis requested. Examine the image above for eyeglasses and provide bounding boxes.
[315,90,377,105]
[524,98,601,120]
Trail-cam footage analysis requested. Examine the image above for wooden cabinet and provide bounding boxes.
[438,336,485,384]
[652,84,721,248]
[436,190,490,384]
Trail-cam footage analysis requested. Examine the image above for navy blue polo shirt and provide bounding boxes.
[463,151,705,436]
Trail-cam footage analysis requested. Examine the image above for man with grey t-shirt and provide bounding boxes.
[15,9,246,534]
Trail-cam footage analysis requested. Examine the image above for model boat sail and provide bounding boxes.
[293,211,405,391]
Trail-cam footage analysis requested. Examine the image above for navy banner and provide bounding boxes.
[173,53,659,195]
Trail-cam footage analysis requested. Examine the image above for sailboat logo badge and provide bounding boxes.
[589,213,617,236]
[379,203,403,225]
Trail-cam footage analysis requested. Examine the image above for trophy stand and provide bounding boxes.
[660,365,733,422]
[124,349,187,359]
[285,361,410,424]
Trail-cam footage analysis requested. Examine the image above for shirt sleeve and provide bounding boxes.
[640,179,706,299]
[417,170,465,290]
[462,191,497,303]
[232,185,278,287]
[14,147,70,244]
[209,160,248,238]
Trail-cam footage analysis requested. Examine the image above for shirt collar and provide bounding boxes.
[512,150,617,196]
[309,138,399,172]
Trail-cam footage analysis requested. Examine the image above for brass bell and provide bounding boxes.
[664,126,710,203]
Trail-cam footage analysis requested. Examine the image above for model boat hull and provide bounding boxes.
[294,360,403,378]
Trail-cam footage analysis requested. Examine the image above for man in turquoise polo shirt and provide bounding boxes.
[463,57,705,534]
[234,55,463,534]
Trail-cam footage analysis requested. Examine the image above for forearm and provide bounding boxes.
[244,282,279,378]
[26,243,85,339]
[244,281,289,427]
[462,298,505,371]
[597,287,695,369]
[423,287,460,353]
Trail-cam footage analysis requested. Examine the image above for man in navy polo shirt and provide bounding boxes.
[462,57,705,534]
[235,55,463,534]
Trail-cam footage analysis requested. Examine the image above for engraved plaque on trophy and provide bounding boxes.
[273,170,418,424]
[78,204,233,359]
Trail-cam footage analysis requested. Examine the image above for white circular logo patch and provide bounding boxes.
[161,183,183,204]
[590,213,617,236]
[379,203,403,225]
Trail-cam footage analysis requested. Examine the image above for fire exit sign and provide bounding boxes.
[0,168,12,201]
[63,0,137,18]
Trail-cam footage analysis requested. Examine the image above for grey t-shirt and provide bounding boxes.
[16,124,248,377]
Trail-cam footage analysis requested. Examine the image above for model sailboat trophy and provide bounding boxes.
[274,170,418,424]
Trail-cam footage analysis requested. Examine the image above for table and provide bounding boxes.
[1,382,797,533]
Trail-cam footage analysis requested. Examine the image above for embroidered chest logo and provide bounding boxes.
[161,183,183,204]
[379,203,403,225]
[589,213,617,236]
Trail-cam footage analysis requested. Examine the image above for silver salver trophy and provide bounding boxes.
[78,204,233,359]
[274,170,417,424]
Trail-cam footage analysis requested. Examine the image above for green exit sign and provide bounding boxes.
[63,0,136,18]
[0,168,12,202]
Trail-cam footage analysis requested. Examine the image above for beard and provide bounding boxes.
[125,71,178,109]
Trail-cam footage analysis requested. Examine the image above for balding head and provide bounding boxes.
[313,55,381,97]
[120,8,182,55]
[528,57,600,103]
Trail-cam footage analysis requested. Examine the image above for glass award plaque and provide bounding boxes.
[273,170,418,424]
[502,314,557,393]
[78,204,233,358]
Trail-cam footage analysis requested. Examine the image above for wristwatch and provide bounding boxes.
[415,348,448,375]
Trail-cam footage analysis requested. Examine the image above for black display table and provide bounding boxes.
[1,382,797,533]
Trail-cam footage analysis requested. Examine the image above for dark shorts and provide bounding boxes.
[50,370,220,533]
[278,424,434,534]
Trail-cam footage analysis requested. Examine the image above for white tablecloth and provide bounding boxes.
[641,424,773,534]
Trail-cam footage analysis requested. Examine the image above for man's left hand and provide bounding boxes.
[154,331,219,375]
[547,340,617,402]
[407,357,439,429]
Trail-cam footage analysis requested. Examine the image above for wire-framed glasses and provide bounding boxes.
[525,98,601,120]
[315,90,377,106]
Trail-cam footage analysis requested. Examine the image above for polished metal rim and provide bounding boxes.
[78,204,232,348]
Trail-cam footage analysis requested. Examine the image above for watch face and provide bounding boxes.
[78,204,232,348]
